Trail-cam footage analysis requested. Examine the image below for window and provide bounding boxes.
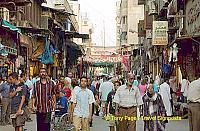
[82,38,89,43]
[122,16,127,24]
[70,4,73,10]
[83,20,88,25]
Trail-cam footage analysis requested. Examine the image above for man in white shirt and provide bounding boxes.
[159,79,172,116]
[181,76,190,103]
[113,73,143,131]
[71,76,95,131]
[187,74,200,131]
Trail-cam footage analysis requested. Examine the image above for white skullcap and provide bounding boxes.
[65,77,71,84]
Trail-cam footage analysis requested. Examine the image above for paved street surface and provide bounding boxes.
[0,115,189,131]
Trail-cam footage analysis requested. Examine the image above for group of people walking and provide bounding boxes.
[0,68,199,131]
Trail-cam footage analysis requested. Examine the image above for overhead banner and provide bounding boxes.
[87,55,127,63]
[87,55,130,71]
[152,21,168,45]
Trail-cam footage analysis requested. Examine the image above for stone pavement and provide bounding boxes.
[0,115,189,131]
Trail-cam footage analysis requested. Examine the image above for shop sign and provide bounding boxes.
[152,21,168,45]
[87,55,130,71]
[186,0,200,35]
[87,55,124,63]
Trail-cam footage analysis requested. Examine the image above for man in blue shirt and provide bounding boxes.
[9,72,27,131]
[0,76,12,125]
[56,90,68,116]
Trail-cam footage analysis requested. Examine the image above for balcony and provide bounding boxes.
[54,0,79,31]
[15,20,31,27]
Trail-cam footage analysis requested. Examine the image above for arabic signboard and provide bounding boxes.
[152,21,168,45]
[87,55,124,63]
[87,55,130,71]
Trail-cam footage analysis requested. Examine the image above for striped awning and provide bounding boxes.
[0,19,21,33]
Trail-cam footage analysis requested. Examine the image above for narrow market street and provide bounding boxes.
[0,0,199,131]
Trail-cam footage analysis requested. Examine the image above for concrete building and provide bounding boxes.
[116,0,144,74]
[116,0,121,53]
[137,0,200,83]
[69,0,93,56]
[117,0,144,54]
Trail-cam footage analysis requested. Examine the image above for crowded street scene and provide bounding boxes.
[0,0,199,131]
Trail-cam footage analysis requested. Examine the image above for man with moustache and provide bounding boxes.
[113,73,143,131]
[32,68,56,131]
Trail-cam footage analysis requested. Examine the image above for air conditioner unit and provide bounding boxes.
[0,7,9,22]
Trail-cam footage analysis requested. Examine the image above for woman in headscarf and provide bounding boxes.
[142,84,166,131]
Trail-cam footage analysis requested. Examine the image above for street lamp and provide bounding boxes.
[129,29,143,76]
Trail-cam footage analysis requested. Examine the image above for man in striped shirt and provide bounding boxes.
[32,68,56,131]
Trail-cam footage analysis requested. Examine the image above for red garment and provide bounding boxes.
[64,87,71,100]
[176,88,181,97]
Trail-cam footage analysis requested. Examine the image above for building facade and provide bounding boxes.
[116,0,144,73]
[138,0,200,86]
[0,0,85,79]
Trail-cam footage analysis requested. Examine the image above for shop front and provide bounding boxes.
[0,19,20,77]
[170,37,200,82]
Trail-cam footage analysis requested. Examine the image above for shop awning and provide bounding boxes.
[91,62,114,67]
[73,33,89,39]
[64,31,89,39]
[0,19,21,33]
[17,26,53,36]
[66,40,85,55]
[168,35,200,47]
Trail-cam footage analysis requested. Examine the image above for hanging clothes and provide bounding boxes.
[38,36,53,64]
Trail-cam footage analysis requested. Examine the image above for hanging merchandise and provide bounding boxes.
[162,64,170,74]
[38,36,53,64]
[172,43,178,62]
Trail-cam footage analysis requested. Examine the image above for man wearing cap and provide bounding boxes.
[113,73,143,131]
